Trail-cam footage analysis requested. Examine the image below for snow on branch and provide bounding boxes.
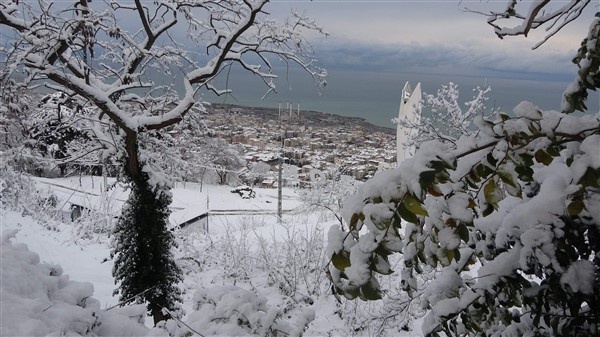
[1,0,326,135]
[465,0,592,49]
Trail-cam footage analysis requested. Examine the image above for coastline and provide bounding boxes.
[207,102,396,136]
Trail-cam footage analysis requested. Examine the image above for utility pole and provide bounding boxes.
[277,103,283,223]
[206,195,210,233]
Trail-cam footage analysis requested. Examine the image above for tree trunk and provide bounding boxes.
[151,304,170,326]
[124,132,141,178]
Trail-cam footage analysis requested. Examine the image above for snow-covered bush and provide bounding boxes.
[219,217,261,282]
[231,185,257,199]
[0,229,162,336]
[165,285,314,337]
[72,208,116,242]
[175,216,329,336]
[255,222,329,300]
[0,167,117,240]
[0,167,62,230]
[300,169,361,226]
[179,216,329,299]
[329,102,600,336]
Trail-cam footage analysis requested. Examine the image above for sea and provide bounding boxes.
[201,66,599,129]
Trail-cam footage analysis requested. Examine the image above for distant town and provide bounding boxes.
[202,103,398,185]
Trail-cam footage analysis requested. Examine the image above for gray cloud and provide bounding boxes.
[312,40,575,82]
[268,0,595,81]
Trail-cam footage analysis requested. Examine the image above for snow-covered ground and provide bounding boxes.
[1,175,424,336]
[29,176,301,229]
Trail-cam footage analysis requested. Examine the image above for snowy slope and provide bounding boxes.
[1,175,425,336]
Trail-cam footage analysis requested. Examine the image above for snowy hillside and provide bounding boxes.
[1,174,424,336]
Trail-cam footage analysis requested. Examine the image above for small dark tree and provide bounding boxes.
[112,171,181,325]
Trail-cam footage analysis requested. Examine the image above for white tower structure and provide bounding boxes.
[396,81,422,166]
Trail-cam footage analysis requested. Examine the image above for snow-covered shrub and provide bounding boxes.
[329,102,600,337]
[231,185,256,199]
[346,267,432,336]
[0,167,116,240]
[166,285,314,337]
[255,222,329,300]
[174,216,330,335]
[0,229,162,336]
[183,216,328,300]
[299,169,361,226]
[218,217,260,282]
[72,209,117,242]
[0,167,62,229]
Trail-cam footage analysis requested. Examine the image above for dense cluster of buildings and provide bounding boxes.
[203,104,397,185]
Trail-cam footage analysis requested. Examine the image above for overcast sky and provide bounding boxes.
[200,0,596,125]
[266,0,597,79]
[4,0,595,125]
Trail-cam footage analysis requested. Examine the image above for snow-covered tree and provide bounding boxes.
[0,83,45,174]
[394,82,497,149]
[27,93,96,176]
[0,80,31,151]
[328,71,600,337]
[329,102,600,337]
[246,161,272,186]
[0,0,325,324]
[301,168,361,226]
[329,3,600,335]
[201,138,246,185]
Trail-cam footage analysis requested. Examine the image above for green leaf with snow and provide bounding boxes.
[331,251,351,272]
[482,204,494,217]
[349,213,365,231]
[360,280,382,301]
[427,184,444,197]
[578,167,600,189]
[403,194,429,217]
[371,254,393,275]
[534,149,553,166]
[397,202,418,224]
[498,170,522,197]
[498,171,517,188]
[371,215,390,230]
[476,163,493,179]
[483,179,502,208]
[419,170,436,189]
[457,223,470,243]
[515,164,534,182]
[547,146,561,157]
[486,153,498,167]
[567,200,585,216]
[342,286,360,300]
